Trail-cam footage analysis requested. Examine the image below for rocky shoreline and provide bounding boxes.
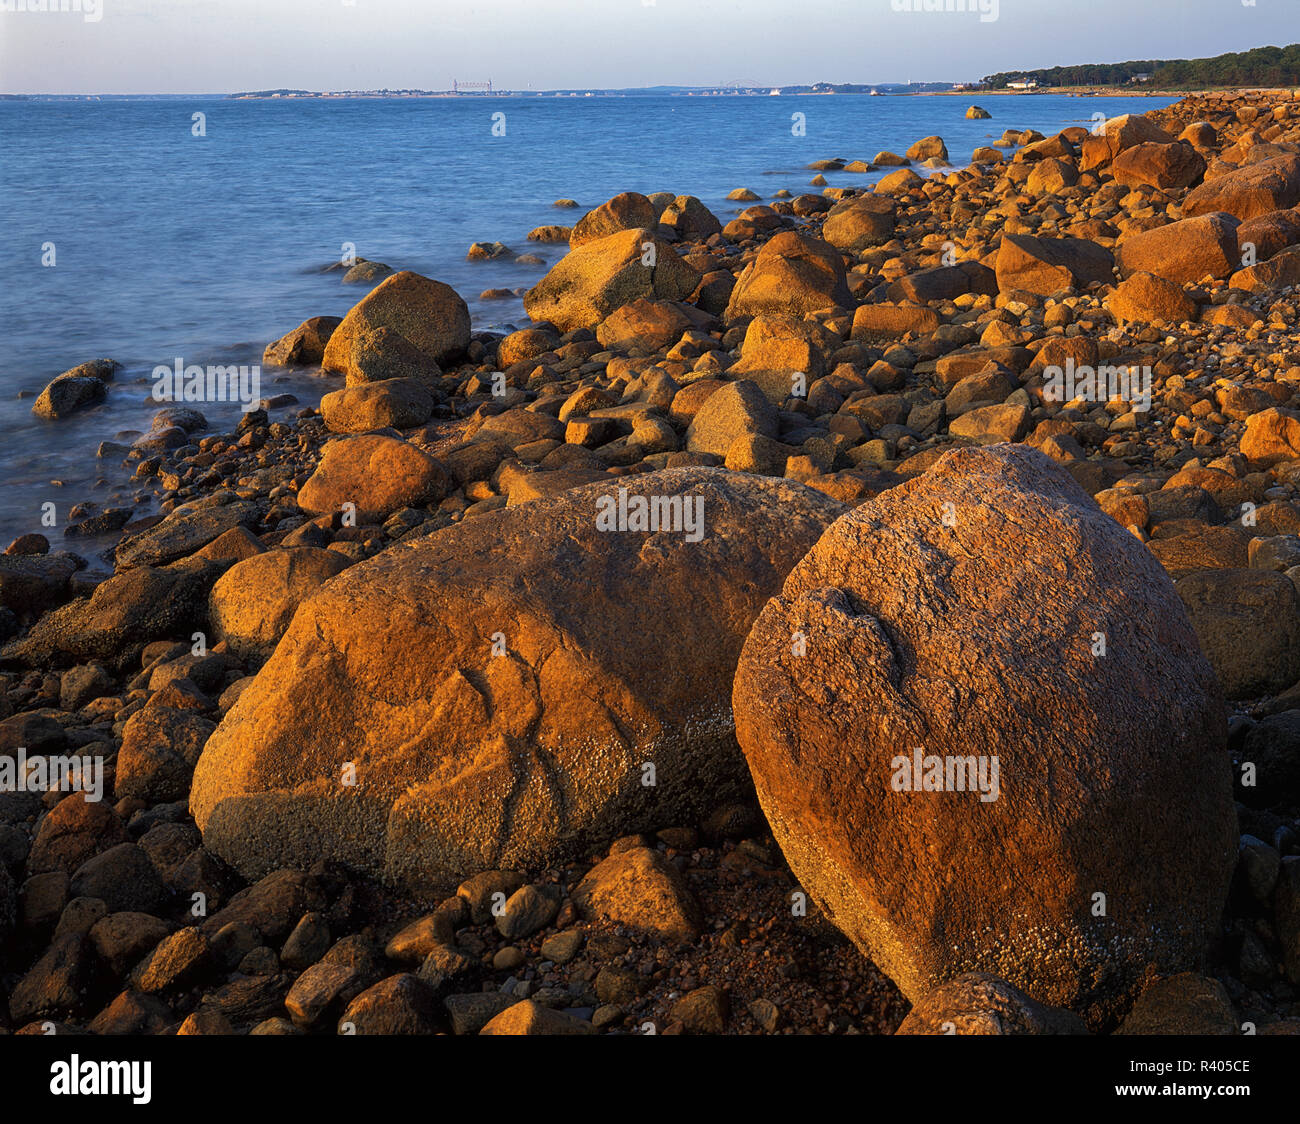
[2,90,1300,1036]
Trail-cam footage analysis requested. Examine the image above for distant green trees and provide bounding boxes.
[983,44,1300,90]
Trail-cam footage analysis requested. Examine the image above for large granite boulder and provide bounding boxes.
[191,468,845,891]
[732,444,1236,1030]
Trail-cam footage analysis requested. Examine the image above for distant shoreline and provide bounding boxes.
[3,86,1288,101]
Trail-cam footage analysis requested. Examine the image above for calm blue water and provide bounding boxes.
[0,93,1173,553]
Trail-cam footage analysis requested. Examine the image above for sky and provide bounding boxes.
[0,0,1294,95]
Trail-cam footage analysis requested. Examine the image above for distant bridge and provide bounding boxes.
[452,80,493,95]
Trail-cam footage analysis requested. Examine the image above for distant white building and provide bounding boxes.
[1007,78,1039,90]
[1130,73,1152,84]
[770,88,782,95]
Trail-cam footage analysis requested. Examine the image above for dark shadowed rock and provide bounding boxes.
[116,501,261,569]
[897,973,1089,1035]
[32,360,120,420]
[1175,569,1300,699]
[0,559,224,666]
[263,317,342,368]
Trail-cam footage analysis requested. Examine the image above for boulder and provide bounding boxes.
[1179,121,1218,149]
[116,707,218,804]
[1236,209,1300,262]
[1241,408,1300,468]
[595,299,694,353]
[320,379,434,433]
[1240,716,1300,809]
[821,196,897,252]
[896,973,1088,1035]
[523,229,700,334]
[1175,569,1300,699]
[725,232,852,320]
[995,234,1114,295]
[1086,115,1174,169]
[851,303,941,342]
[31,359,119,421]
[263,317,342,368]
[572,846,701,942]
[526,226,571,244]
[659,195,722,241]
[1229,244,1300,292]
[497,329,559,368]
[874,168,925,195]
[1110,142,1206,190]
[732,444,1236,1029]
[569,192,658,248]
[209,548,352,660]
[190,469,845,890]
[70,843,165,914]
[684,380,780,456]
[1183,155,1300,223]
[321,271,470,377]
[1114,973,1239,1035]
[0,560,223,665]
[728,316,835,403]
[1105,271,1198,325]
[722,205,788,241]
[1025,158,1079,195]
[471,408,564,448]
[948,403,1030,444]
[1115,213,1240,285]
[116,502,261,569]
[27,796,129,876]
[337,327,444,388]
[905,136,948,163]
[479,1000,594,1035]
[0,554,79,619]
[296,435,450,525]
[887,262,997,304]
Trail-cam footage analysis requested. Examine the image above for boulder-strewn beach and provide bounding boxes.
[3,88,1300,1036]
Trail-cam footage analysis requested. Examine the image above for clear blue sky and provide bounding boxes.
[0,0,1294,94]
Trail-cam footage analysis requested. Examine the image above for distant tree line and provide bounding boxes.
[982,44,1300,89]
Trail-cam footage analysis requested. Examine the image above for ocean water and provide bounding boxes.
[0,92,1174,557]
